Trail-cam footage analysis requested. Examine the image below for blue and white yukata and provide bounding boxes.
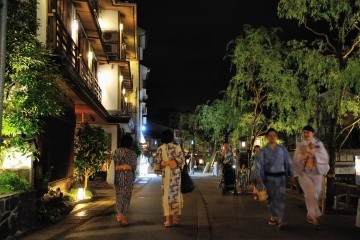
[255,144,294,221]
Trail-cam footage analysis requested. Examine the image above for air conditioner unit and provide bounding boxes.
[102,31,119,42]
[142,107,147,115]
[104,43,119,55]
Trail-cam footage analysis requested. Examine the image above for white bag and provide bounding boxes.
[106,160,115,186]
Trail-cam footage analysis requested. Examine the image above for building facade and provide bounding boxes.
[35,0,147,188]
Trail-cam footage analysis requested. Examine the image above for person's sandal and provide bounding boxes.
[173,219,180,225]
[277,220,287,229]
[121,217,129,226]
[268,219,277,226]
[163,222,171,227]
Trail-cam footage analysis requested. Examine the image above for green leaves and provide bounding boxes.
[3,0,64,139]
[74,123,109,185]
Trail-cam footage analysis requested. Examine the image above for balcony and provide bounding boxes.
[71,0,108,62]
[47,11,101,102]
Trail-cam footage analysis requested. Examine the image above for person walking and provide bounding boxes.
[113,134,138,225]
[156,129,185,227]
[255,128,294,229]
[293,125,329,229]
[250,145,261,199]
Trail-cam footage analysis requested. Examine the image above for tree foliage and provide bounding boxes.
[226,26,307,149]
[277,0,360,209]
[2,0,64,157]
[277,0,360,153]
[74,123,109,189]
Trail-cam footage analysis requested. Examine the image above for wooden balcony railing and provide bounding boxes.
[47,9,101,102]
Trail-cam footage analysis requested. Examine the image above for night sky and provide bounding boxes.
[136,0,297,124]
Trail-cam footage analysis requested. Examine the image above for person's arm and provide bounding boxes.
[129,151,138,171]
[173,145,185,169]
[284,147,295,185]
[314,141,330,174]
[285,148,294,177]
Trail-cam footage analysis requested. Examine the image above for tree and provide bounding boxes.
[74,123,109,189]
[278,0,360,209]
[179,98,240,155]
[1,0,64,164]
[226,26,307,150]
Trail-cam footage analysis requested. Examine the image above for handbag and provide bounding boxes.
[256,183,268,202]
[106,159,115,186]
[154,162,161,175]
[181,169,195,194]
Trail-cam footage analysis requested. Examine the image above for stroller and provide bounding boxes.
[220,163,237,196]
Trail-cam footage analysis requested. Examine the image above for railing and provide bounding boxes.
[47,8,101,101]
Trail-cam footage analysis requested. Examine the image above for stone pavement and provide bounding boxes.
[19,172,360,240]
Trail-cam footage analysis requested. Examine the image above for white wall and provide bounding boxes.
[98,64,119,110]
[99,10,119,31]
[36,0,48,44]
[99,125,119,152]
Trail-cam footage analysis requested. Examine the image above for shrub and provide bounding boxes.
[36,189,75,224]
[0,171,30,194]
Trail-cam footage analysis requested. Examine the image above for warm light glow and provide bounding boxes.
[255,139,261,146]
[71,20,79,31]
[1,147,32,169]
[122,88,126,95]
[119,75,123,82]
[355,156,360,175]
[119,23,124,31]
[98,17,103,28]
[125,97,128,102]
[241,141,246,148]
[88,51,93,61]
[76,188,86,201]
[199,159,204,165]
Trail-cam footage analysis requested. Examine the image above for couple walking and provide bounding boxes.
[111,130,185,227]
[254,126,329,229]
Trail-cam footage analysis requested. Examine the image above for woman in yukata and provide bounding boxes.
[113,134,138,226]
[156,129,185,227]
[293,125,329,229]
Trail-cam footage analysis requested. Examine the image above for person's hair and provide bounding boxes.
[120,134,133,148]
[302,125,315,133]
[253,145,260,152]
[161,129,174,144]
[266,128,277,136]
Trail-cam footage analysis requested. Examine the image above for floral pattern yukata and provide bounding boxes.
[293,139,329,220]
[114,147,138,216]
[156,143,185,216]
[255,144,294,221]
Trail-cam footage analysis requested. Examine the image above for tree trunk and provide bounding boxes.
[84,174,89,189]
[325,119,338,211]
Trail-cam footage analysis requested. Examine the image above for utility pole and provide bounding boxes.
[0,0,8,144]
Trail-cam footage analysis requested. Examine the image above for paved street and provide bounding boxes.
[21,173,360,240]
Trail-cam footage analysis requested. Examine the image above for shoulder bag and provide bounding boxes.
[181,169,195,194]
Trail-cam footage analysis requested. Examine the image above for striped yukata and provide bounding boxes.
[255,144,294,221]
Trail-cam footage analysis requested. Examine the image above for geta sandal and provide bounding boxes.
[163,222,171,227]
[268,219,277,226]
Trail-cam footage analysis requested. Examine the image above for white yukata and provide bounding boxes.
[293,139,329,220]
[156,143,185,216]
